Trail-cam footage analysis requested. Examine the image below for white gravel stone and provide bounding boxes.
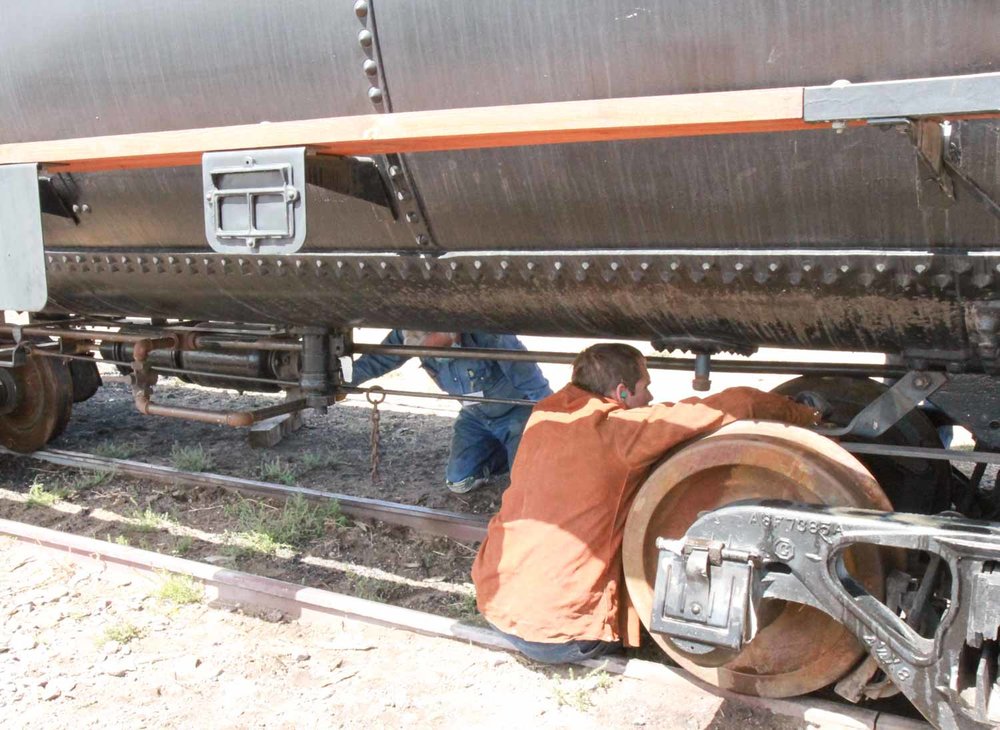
[9,635,37,652]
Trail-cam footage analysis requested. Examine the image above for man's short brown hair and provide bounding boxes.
[571,343,646,396]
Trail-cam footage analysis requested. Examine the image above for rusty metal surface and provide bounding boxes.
[6,447,489,543]
[0,356,73,453]
[623,422,892,698]
[41,249,994,358]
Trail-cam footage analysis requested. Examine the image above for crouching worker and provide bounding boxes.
[472,343,820,663]
[350,330,552,493]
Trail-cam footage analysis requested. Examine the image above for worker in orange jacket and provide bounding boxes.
[472,342,820,663]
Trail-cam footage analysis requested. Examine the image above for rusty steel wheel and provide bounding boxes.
[623,421,892,699]
[0,356,74,453]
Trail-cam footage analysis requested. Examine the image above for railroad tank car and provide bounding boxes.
[1,3,999,727]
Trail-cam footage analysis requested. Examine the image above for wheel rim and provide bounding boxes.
[0,356,74,453]
[623,421,891,698]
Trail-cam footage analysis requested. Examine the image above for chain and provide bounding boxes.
[366,386,386,484]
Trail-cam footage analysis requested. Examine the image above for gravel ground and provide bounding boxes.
[0,531,804,729]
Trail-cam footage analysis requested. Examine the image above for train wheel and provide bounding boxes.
[771,376,951,513]
[623,421,891,698]
[0,356,74,453]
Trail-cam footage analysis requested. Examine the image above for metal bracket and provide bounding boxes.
[0,163,48,312]
[202,147,307,254]
[651,538,755,653]
[905,120,1000,221]
[818,370,947,438]
[653,502,1000,729]
[37,174,81,224]
[804,72,1000,124]
[305,154,392,210]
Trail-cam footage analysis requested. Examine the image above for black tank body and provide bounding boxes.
[4,1,998,364]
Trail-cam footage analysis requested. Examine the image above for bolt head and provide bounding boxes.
[358,29,374,47]
[690,603,702,615]
[367,86,384,103]
[363,59,378,76]
[353,0,369,18]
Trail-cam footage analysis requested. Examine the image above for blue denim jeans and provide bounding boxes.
[445,404,532,484]
[489,624,621,664]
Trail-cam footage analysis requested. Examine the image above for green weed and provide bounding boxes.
[102,621,144,645]
[171,443,212,472]
[107,533,130,546]
[225,494,346,556]
[260,457,297,485]
[349,575,400,603]
[25,481,66,507]
[93,440,138,460]
[298,451,329,471]
[451,591,479,621]
[67,468,116,492]
[551,664,614,711]
[155,573,203,605]
[172,535,194,556]
[131,507,174,532]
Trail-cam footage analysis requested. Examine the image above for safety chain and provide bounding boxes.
[366,386,386,484]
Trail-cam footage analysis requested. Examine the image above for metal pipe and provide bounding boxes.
[189,335,302,352]
[0,324,162,344]
[132,392,308,428]
[352,343,909,378]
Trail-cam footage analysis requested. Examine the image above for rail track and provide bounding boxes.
[0,446,488,543]
[0,514,925,730]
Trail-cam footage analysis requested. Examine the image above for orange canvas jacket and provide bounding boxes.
[472,384,818,644]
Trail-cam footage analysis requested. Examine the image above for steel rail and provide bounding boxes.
[0,518,924,730]
[0,447,487,543]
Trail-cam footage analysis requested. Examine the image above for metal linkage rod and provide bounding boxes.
[352,343,908,378]
[341,385,532,408]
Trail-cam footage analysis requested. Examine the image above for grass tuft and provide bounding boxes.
[451,591,479,621]
[155,573,204,605]
[260,456,297,486]
[102,621,144,645]
[130,507,174,532]
[172,535,194,556]
[349,574,401,603]
[224,494,346,556]
[551,664,614,711]
[67,468,117,492]
[298,451,329,471]
[171,443,212,472]
[93,440,138,460]
[26,481,66,507]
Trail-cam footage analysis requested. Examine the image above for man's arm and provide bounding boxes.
[607,387,819,468]
[480,334,553,401]
[349,329,410,385]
